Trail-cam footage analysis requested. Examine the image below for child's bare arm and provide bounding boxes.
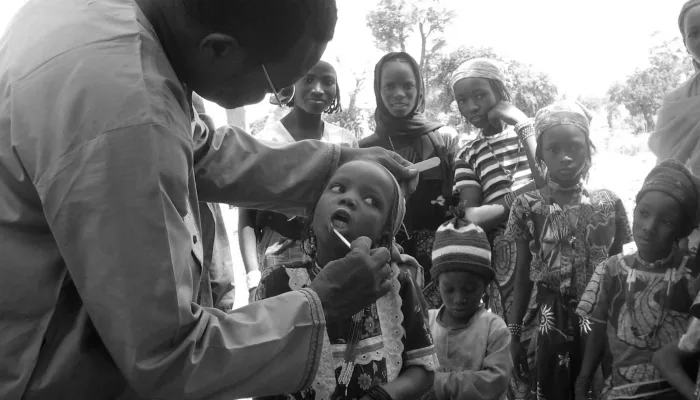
[432,326,512,400]
[575,322,605,399]
[373,366,434,400]
[459,184,536,232]
[653,341,696,400]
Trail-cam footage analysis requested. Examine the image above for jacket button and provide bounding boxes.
[193,235,198,244]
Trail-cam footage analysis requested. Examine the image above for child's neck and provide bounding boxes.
[281,108,324,142]
[314,246,344,269]
[545,176,584,206]
[637,244,674,267]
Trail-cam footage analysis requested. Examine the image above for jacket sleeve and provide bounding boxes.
[433,323,512,400]
[191,115,340,217]
[36,123,328,399]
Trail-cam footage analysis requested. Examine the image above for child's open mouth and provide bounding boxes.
[330,209,351,232]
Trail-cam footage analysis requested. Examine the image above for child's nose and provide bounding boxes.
[339,195,358,210]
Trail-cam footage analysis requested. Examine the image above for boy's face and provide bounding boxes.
[438,271,486,324]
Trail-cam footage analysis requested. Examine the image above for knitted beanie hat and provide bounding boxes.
[431,216,494,282]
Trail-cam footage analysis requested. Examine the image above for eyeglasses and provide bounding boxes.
[262,64,283,107]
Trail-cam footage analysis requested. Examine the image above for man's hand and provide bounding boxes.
[248,288,257,304]
[309,237,392,322]
[339,146,419,194]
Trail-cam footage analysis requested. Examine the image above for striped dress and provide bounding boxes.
[453,126,534,321]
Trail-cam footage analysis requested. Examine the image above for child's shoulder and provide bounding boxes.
[587,187,623,205]
[480,308,508,331]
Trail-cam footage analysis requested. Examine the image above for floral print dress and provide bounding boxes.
[256,261,439,400]
[577,247,700,399]
[506,188,632,400]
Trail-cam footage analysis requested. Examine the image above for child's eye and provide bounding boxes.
[638,210,649,218]
[476,94,484,99]
[329,183,344,193]
[305,77,314,84]
[364,197,380,207]
[405,83,414,90]
[547,146,559,154]
[385,84,395,90]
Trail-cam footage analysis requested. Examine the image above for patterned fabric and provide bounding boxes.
[505,188,632,400]
[533,101,592,139]
[507,189,632,299]
[450,58,506,93]
[453,127,533,205]
[428,306,513,400]
[576,248,700,399]
[431,218,493,282]
[256,262,438,400]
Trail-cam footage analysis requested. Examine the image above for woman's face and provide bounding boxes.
[685,6,700,65]
[453,77,499,130]
[312,161,395,252]
[379,60,418,118]
[293,61,338,114]
[539,125,589,186]
[633,191,683,258]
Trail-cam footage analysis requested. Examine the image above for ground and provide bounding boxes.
[222,129,656,309]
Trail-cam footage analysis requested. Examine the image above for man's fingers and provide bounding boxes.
[350,236,372,253]
[390,244,402,263]
[381,149,418,183]
[378,279,392,296]
[369,246,391,265]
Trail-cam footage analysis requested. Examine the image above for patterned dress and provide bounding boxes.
[577,247,700,399]
[506,188,632,400]
[256,261,439,400]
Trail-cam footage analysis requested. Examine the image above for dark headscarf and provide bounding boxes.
[636,159,700,238]
[369,52,442,148]
[679,0,700,72]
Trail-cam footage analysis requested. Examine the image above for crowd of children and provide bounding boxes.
[240,1,700,399]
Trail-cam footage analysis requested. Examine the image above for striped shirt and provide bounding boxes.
[453,127,533,204]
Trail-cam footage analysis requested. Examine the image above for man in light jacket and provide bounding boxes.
[0,0,419,399]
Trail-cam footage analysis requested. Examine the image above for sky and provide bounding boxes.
[0,0,689,127]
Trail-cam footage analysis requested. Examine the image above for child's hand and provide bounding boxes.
[309,237,393,322]
[487,101,528,127]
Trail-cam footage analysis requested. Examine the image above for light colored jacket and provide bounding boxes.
[0,0,339,398]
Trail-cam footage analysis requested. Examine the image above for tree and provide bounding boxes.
[606,36,693,132]
[428,46,558,133]
[323,68,375,140]
[366,0,455,97]
[576,95,607,112]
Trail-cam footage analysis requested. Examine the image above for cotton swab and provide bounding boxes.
[333,228,352,249]
[412,157,440,172]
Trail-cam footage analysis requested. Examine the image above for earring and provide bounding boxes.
[301,225,317,258]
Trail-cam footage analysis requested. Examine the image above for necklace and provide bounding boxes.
[635,248,675,270]
[547,177,584,194]
[387,136,418,164]
[483,132,521,183]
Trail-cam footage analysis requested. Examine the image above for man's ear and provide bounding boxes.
[199,33,245,67]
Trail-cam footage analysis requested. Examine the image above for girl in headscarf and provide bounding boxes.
[256,160,438,400]
[576,159,700,400]
[506,101,632,400]
[239,60,357,303]
[450,58,543,327]
[360,52,461,300]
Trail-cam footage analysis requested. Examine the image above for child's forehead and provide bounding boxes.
[333,162,396,196]
[439,270,483,283]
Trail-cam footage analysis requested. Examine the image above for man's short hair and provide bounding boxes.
[182,0,338,63]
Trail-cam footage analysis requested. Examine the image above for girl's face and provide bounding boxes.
[438,271,486,325]
[294,61,337,114]
[312,161,395,252]
[685,6,700,65]
[539,125,589,186]
[379,60,418,118]
[633,191,683,257]
[453,77,499,130]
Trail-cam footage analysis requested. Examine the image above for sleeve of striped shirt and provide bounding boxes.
[453,148,480,194]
